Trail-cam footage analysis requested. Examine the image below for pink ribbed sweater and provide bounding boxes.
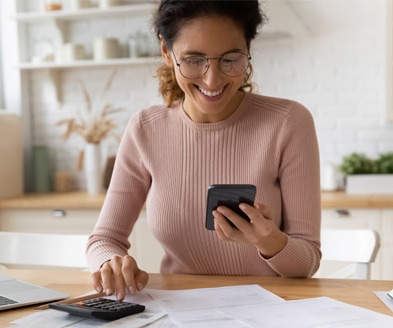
[87,92,321,277]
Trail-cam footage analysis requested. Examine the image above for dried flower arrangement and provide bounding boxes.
[57,70,121,144]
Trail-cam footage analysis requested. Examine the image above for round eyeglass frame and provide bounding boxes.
[171,49,251,79]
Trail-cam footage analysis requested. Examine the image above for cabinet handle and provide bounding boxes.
[51,209,66,217]
[332,209,350,218]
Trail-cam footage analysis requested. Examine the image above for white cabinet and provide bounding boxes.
[321,208,391,280]
[0,208,99,233]
[0,208,163,273]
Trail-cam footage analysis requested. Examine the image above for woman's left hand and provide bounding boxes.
[213,202,287,258]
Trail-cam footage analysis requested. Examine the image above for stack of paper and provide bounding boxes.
[11,285,393,328]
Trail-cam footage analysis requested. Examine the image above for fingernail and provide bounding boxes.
[137,283,143,291]
[105,288,113,295]
[117,292,124,301]
[128,286,135,294]
[95,286,103,293]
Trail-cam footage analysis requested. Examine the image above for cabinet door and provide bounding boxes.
[321,209,381,230]
[0,209,99,234]
[381,210,393,280]
[320,209,383,279]
[0,208,164,273]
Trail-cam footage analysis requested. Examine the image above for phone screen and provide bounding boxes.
[205,184,256,230]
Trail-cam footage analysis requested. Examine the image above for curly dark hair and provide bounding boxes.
[152,0,267,106]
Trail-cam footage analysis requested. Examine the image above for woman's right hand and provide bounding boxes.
[90,254,149,301]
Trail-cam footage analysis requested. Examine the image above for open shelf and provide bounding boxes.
[16,57,161,70]
[10,3,157,22]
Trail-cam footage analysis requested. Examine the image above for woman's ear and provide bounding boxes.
[160,36,173,67]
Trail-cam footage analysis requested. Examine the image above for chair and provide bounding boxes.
[0,231,89,269]
[315,229,380,279]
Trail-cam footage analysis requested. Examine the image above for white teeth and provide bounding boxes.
[199,87,223,97]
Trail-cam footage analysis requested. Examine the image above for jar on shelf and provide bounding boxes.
[128,31,149,58]
[44,0,63,11]
[70,0,93,10]
[99,0,122,8]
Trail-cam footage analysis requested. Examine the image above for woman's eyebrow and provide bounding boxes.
[180,48,246,57]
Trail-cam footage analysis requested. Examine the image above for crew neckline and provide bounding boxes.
[176,92,251,131]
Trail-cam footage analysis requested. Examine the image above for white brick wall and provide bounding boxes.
[254,1,393,171]
[24,1,393,191]
[29,64,160,190]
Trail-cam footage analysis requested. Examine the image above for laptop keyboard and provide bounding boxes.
[0,295,17,306]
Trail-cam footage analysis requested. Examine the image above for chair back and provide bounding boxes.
[316,229,380,279]
[0,231,89,269]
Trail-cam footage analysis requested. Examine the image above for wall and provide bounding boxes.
[7,1,393,191]
[30,65,161,190]
[253,0,393,179]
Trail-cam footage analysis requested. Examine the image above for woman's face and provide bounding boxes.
[161,16,249,123]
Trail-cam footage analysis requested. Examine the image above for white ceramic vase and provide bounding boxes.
[84,143,103,195]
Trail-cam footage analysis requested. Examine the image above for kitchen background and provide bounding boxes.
[1,0,393,193]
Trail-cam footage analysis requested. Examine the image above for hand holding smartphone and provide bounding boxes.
[205,184,256,230]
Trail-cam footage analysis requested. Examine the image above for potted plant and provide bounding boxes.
[339,152,393,194]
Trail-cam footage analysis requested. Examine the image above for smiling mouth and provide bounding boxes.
[198,86,224,97]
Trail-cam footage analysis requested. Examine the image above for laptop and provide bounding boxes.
[0,274,68,311]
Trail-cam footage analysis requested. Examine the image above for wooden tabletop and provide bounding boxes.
[1,269,392,325]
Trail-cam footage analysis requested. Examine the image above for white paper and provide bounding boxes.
[217,296,393,328]
[374,291,393,313]
[148,284,284,311]
[147,284,284,327]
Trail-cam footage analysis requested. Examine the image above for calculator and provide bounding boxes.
[49,297,145,321]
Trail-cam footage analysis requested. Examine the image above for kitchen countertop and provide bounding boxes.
[321,191,393,208]
[0,191,393,210]
[0,192,106,210]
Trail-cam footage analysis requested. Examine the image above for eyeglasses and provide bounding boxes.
[172,49,251,79]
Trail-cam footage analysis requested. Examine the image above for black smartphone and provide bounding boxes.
[205,184,256,230]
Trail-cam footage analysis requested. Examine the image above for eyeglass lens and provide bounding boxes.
[179,53,249,79]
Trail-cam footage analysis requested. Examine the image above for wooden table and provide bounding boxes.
[1,269,393,326]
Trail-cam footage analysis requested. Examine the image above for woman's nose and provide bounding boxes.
[202,60,223,86]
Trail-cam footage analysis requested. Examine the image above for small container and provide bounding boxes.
[44,0,63,11]
[321,162,338,191]
[128,32,149,58]
[33,145,51,193]
[69,0,92,10]
[54,170,73,192]
[63,43,86,62]
[93,38,120,61]
[99,0,122,8]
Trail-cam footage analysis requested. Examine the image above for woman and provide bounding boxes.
[87,0,321,301]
